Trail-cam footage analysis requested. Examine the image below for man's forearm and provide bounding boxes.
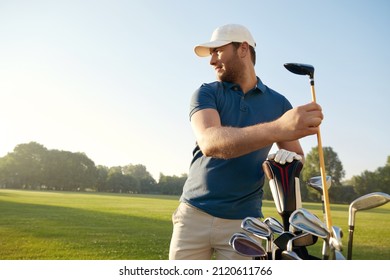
[197,122,278,159]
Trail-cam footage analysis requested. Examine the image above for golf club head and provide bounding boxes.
[284,63,315,79]
[307,175,332,194]
[348,192,390,226]
[335,250,346,260]
[289,208,329,239]
[281,250,302,260]
[241,217,272,239]
[262,159,303,231]
[241,217,273,255]
[273,231,295,251]
[286,232,318,251]
[329,237,342,252]
[330,226,343,251]
[229,232,267,259]
[264,217,284,235]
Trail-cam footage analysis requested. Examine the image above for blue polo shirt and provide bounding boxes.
[180,78,292,219]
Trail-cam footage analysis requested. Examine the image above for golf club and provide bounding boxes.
[286,232,318,252]
[264,217,284,235]
[347,192,390,259]
[289,208,331,259]
[284,62,333,232]
[289,208,329,239]
[308,175,332,216]
[241,217,273,259]
[335,250,345,260]
[283,63,314,78]
[281,250,302,260]
[229,232,267,259]
[330,226,343,252]
[308,176,332,193]
[273,231,295,251]
[307,175,333,258]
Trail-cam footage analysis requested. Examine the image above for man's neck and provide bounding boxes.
[237,71,257,94]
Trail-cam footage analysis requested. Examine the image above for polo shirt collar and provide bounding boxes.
[223,77,266,94]
[255,77,267,93]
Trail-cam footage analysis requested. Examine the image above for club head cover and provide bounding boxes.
[262,159,303,231]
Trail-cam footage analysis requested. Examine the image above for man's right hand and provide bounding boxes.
[275,102,323,141]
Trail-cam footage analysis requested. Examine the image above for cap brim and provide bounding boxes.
[194,41,232,57]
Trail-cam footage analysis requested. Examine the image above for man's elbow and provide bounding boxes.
[198,140,216,158]
[198,140,233,159]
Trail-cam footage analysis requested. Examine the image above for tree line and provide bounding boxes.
[0,142,389,204]
[0,142,185,195]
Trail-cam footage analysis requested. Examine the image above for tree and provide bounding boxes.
[350,156,390,196]
[67,152,98,191]
[0,142,98,191]
[158,173,187,195]
[96,165,109,192]
[376,156,390,194]
[4,142,48,189]
[43,150,97,191]
[106,166,140,193]
[43,149,67,189]
[301,146,345,202]
[122,164,157,193]
[0,154,19,188]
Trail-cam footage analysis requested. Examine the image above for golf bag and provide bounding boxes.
[262,159,319,260]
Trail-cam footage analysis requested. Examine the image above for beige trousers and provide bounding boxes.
[169,202,253,260]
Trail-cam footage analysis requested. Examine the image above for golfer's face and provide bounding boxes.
[209,43,242,83]
[209,44,234,79]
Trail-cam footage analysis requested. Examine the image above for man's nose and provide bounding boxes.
[209,52,218,65]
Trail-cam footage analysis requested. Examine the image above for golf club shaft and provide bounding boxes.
[310,82,333,232]
[347,227,354,260]
[322,241,330,260]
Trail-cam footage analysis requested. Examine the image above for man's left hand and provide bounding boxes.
[267,149,302,165]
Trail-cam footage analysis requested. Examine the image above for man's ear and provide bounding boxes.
[239,41,250,58]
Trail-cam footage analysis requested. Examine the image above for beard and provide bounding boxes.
[216,52,245,83]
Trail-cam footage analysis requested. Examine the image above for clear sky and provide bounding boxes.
[0,0,389,181]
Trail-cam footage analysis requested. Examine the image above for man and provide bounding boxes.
[169,24,323,260]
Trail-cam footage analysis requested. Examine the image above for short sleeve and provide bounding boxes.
[189,83,218,120]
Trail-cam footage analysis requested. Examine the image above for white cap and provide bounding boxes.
[194,24,256,57]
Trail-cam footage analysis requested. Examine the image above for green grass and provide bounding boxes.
[0,190,178,259]
[0,189,389,260]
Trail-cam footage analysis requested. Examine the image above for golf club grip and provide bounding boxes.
[347,227,354,260]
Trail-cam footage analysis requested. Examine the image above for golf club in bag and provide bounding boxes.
[307,175,333,259]
[262,159,318,259]
[347,192,390,259]
[229,232,267,260]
